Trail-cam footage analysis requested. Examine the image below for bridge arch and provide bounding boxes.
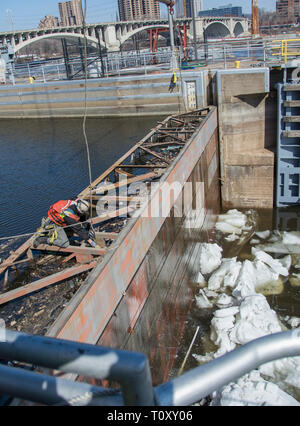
[234,21,244,37]
[13,32,103,54]
[204,22,231,39]
[119,25,170,47]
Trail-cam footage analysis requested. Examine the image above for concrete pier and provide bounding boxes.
[215,68,277,210]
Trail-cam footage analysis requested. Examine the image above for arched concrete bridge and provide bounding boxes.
[0,17,250,54]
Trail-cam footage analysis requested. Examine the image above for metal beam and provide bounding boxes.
[31,244,106,256]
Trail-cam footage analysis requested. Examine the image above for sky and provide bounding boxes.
[0,0,277,32]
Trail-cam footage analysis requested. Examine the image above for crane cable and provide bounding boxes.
[81,0,95,234]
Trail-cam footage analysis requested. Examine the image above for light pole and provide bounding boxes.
[156,0,178,69]
[6,9,15,34]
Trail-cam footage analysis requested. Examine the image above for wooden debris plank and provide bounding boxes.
[92,172,161,194]
[0,261,96,306]
[31,244,107,256]
[146,142,185,148]
[170,117,197,128]
[116,164,167,168]
[62,253,77,264]
[0,236,35,276]
[139,146,171,165]
[95,232,119,239]
[157,129,189,143]
[115,168,134,178]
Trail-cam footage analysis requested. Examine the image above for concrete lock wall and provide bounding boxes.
[0,70,211,118]
[215,68,278,210]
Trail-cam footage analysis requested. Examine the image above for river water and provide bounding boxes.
[0,116,161,239]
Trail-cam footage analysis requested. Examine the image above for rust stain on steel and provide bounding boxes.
[48,108,218,344]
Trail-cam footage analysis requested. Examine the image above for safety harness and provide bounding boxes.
[35,217,58,244]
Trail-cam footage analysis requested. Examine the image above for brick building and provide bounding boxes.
[118,0,160,21]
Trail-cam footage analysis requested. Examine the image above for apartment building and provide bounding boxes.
[118,0,160,21]
[276,0,300,21]
[175,0,203,18]
[59,0,83,26]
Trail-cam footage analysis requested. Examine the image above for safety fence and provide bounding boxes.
[0,329,300,406]
[3,38,290,85]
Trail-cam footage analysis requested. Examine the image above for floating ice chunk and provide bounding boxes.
[232,260,257,301]
[204,289,219,299]
[223,259,242,289]
[259,356,300,400]
[208,258,236,291]
[255,230,271,240]
[214,307,239,318]
[210,316,237,356]
[199,243,223,275]
[218,214,247,229]
[253,260,283,295]
[225,234,240,242]
[282,231,300,245]
[215,221,243,235]
[211,372,300,406]
[195,290,213,309]
[193,352,215,364]
[252,247,289,276]
[254,260,279,286]
[286,317,300,328]
[230,294,282,345]
[250,238,260,245]
[194,271,206,286]
[255,277,284,296]
[278,255,292,271]
[268,231,281,243]
[216,294,235,309]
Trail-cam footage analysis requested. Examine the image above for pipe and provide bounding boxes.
[0,364,124,406]
[0,329,154,406]
[154,330,300,406]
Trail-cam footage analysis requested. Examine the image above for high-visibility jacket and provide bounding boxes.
[48,200,80,227]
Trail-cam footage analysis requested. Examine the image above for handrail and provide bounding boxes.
[272,38,300,63]
[0,329,300,406]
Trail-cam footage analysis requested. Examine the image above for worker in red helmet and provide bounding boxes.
[33,198,96,249]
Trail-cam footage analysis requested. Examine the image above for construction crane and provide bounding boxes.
[252,0,259,36]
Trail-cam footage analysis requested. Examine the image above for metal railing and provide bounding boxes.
[272,38,300,63]
[2,38,289,85]
[0,329,300,406]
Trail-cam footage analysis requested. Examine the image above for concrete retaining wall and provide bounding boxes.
[0,70,210,118]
